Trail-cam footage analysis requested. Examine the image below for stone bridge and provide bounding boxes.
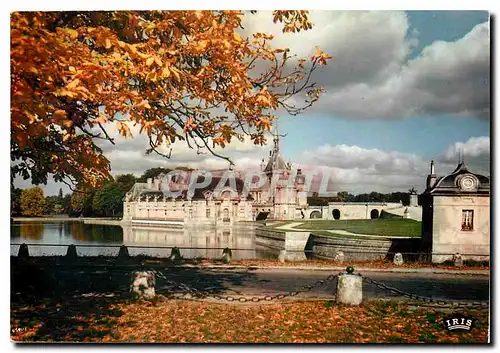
[303,202,403,220]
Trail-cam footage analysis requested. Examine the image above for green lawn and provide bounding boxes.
[294,219,421,237]
[311,231,393,239]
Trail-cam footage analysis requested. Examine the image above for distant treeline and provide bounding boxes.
[11,167,188,218]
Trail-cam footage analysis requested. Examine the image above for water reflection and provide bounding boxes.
[122,225,259,260]
[69,222,123,243]
[19,223,44,240]
[10,221,278,259]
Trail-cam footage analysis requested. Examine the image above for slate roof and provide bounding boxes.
[425,162,490,195]
[126,174,253,201]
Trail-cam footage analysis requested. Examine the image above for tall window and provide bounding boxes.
[206,208,211,218]
[462,210,474,231]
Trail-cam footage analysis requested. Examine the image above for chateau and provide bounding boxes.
[122,130,307,225]
[122,131,418,224]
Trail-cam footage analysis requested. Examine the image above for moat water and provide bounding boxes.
[10,221,279,260]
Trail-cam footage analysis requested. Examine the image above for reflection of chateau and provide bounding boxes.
[420,160,490,262]
[121,225,255,260]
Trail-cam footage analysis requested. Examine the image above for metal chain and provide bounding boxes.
[157,272,340,303]
[361,274,489,309]
[147,270,488,308]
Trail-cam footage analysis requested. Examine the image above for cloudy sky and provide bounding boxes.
[14,10,490,196]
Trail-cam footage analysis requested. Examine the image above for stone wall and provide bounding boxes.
[431,195,490,263]
[326,203,402,220]
[254,228,311,261]
[311,234,394,261]
[254,227,286,250]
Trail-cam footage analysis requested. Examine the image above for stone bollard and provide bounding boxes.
[278,250,286,263]
[169,247,182,261]
[334,250,345,264]
[336,266,362,306]
[118,245,130,258]
[66,244,78,260]
[18,243,29,258]
[453,253,463,267]
[131,271,156,299]
[393,253,404,266]
[222,247,232,263]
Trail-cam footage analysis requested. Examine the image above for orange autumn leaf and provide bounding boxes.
[11,10,330,189]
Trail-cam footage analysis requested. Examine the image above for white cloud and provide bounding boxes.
[442,136,489,160]
[15,135,490,196]
[296,144,428,193]
[242,11,489,120]
[289,137,490,194]
[439,136,490,175]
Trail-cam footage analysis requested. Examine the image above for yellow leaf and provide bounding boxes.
[62,120,73,128]
[128,44,137,54]
[171,67,181,81]
[162,66,171,78]
[66,29,78,40]
[137,100,151,109]
[146,57,154,66]
[53,110,67,119]
[66,78,80,90]
[233,32,242,42]
[154,57,162,66]
[68,66,76,73]
[94,115,107,124]
[117,121,132,137]
[105,38,112,49]
[198,40,208,50]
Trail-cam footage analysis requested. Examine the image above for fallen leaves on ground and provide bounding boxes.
[200,259,490,271]
[12,256,490,272]
[11,299,489,343]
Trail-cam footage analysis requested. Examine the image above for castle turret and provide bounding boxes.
[426,160,437,190]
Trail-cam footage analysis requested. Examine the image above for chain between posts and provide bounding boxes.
[155,271,340,303]
[152,269,488,308]
[361,274,489,309]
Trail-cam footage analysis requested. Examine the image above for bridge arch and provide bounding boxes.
[370,209,379,219]
[310,210,322,219]
[255,211,269,221]
[332,209,341,220]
